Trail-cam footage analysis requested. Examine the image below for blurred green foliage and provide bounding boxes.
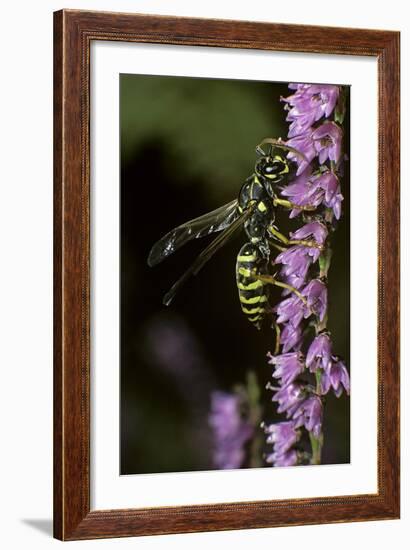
[121,75,288,201]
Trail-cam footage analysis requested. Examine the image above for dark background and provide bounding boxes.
[120,74,350,475]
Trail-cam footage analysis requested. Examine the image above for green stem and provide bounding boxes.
[310,370,324,465]
[309,432,323,465]
[319,247,332,278]
[310,100,345,463]
[309,242,332,465]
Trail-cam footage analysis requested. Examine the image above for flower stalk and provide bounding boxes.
[264,83,350,467]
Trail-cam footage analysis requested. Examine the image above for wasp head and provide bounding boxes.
[254,151,296,199]
[255,138,305,194]
[255,153,294,182]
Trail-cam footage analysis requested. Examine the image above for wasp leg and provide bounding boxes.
[273,322,281,355]
[267,225,323,250]
[250,272,308,306]
[273,197,317,212]
[270,242,287,253]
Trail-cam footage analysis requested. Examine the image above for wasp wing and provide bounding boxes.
[163,205,255,306]
[148,199,239,267]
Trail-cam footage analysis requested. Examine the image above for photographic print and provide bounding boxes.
[120,75,350,474]
[54,10,400,539]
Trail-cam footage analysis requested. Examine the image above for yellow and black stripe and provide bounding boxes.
[236,243,269,329]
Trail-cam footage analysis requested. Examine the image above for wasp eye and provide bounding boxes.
[264,160,284,175]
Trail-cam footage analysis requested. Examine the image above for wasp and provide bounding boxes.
[147,138,320,329]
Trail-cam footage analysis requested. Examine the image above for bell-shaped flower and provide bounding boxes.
[301,279,328,322]
[312,121,343,164]
[283,84,340,137]
[306,333,333,372]
[266,449,298,467]
[268,351,305,387]
[320,357,350,397]
[293,395,323,438]
[264,421,300,456]
[280,322,303,352]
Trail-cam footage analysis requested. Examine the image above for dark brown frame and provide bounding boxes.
[54,9,400,541]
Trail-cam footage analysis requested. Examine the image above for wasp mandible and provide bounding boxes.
[147,138,320,329]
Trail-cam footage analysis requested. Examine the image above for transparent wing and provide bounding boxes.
[163,205,255,306]
[148,199,239,267]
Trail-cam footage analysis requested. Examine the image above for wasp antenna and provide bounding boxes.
[258,137,280,148]
[258,137,308,163]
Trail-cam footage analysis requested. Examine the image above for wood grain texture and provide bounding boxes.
[53,9,400,541]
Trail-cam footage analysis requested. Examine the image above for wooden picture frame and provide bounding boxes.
[54,9,400,540]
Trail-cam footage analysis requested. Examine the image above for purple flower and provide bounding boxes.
[310,85,339,117]
[320,358,350,397]
[275,277,326,327]
[285,106,318,139]
[280,171,324,219]
[312,122,343,164]
[264,419,300,467]
[306,333,333,372]
[274,294,306,327]
[286,130,316,175]
[266,449,298,467]
[262,83,348,467]
[281,171,343,220]
[264,421,300,455]
[289,222,328,262]
[283,85,340,137]
[275,246,315,289]
[268,351,305,387]
[209,391,253,469]
[301,279,328,322]
[280,322,303,352]
[290,221,328,246]
[285,84,339,116]
[280,175,309,205]
[294,395,323,438]
[271,382,306,417]
[318,171,344,220]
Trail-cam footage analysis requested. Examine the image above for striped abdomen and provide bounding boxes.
[236,243,268,329]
